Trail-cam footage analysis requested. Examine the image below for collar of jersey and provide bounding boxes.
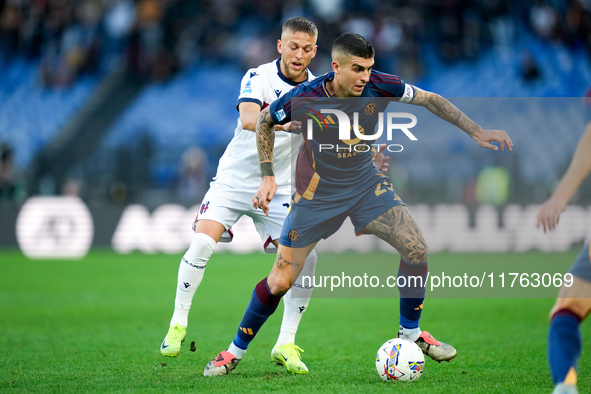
[275,59,307,86]
[322,72,335,97]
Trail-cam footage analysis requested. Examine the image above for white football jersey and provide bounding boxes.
[211,59,315,195]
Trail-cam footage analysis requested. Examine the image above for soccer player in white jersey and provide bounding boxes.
[159,17,320,374]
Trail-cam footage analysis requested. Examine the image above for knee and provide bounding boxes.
[550,298,590,321]
[267,271,292,296]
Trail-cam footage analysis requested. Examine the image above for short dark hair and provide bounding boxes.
[281,17,318,39]
[332,33,375,60]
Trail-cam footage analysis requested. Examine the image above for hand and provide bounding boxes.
[252,176,277,216]
[275,120,302,134]
[472,129,513,152]
[536,196,568,233]
[373,143,390,172]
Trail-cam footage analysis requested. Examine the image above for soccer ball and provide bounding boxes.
[376,338,425,382]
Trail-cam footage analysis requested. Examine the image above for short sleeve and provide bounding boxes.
[269,88,296,125]
[369,70,414,102]
[236,68,265,109]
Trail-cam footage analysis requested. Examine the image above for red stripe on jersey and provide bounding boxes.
[285,85,326,114]
[295,85,326,98]
[372,86,397,97]
[370,74,402,84]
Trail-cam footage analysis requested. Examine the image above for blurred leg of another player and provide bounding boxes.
[548,243,591,394]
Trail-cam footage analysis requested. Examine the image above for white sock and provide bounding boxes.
[399,326,421,342]
[170,233,216,327]
[228,342,247,359]
[276,250,317,346]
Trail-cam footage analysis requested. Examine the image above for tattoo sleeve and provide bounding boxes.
[276,252,300,268]
[414,89,480,137]
[364,205,428,263]
[256,107,275,177]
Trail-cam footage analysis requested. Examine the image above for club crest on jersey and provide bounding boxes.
[288,230,300,241]
[365,102,376,115]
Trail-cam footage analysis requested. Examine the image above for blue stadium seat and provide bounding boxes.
[0,58,99,170]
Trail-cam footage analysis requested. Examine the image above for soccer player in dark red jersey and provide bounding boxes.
[204,33,513,376]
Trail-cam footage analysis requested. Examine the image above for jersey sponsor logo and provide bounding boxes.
[274,109,286,121]
[274,89,282,97]
[242,80,252,94]
[288,230,300,241]
[342,124,365,146]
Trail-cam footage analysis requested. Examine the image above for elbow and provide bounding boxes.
[242,120,256,131]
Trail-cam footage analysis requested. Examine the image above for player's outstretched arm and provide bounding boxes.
[409,86,513,152]
[254,106,278,215]
[537,121,591,232]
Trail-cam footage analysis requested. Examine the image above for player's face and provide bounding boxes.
[333,56,374,97]
[278,31,317,83]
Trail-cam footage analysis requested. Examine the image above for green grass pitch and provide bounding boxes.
[1,249,589,392]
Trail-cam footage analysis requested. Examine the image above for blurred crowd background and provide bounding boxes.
[1,0,591,210]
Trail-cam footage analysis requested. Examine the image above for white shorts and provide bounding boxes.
[192,182,291,253]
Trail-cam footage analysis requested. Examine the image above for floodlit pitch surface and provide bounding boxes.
[1,249,589,392]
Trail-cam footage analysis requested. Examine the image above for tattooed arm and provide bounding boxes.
[409,86,513,152]
[256,106,275,175]
[253,106,278,215]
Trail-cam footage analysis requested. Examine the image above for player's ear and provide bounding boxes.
[332,60,339,74]
[311,45,318,58]
[277,39,283,55]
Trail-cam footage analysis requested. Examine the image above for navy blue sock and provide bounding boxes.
[232,278,283,350]
[397,259,427,329]
[548,309,582,384]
